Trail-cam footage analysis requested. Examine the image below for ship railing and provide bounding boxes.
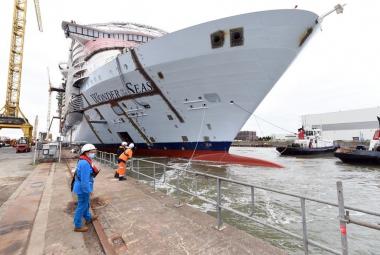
[95,151,380,255]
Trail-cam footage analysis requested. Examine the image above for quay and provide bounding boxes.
[0,147,284,255]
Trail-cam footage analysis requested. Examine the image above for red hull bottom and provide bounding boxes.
[102,147,283,168]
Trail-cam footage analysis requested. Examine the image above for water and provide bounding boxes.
[141,147,380,254]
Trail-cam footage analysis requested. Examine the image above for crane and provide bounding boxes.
[0,0,43,142]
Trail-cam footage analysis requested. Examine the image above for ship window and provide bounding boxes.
[167,115,173,120]
[150,137,156,143]
[83,28,87,35]
[210,30,224,49]
[182,136,189,142]
[111,105,124,115]
[128,34,133,40]
[142,36,147,42]
[94,31,99,37]
[77,27,82,34]
[207,124,212,130]
[203,136,210,141]
[133,34,138,41]
[230,27,244,47]
[88,30,93,36]
[158,72,164,79]
[108,34,111,38]
[124,64,128,70]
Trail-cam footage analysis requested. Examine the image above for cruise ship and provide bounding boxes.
[59,9,320,167]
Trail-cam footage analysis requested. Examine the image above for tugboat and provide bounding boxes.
[276,127,338,156]
[334,117,380,165]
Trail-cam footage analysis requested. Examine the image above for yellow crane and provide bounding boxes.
[0,0,43,141]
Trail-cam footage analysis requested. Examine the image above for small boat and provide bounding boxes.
[335,117,380,165]
[276,128,338,156]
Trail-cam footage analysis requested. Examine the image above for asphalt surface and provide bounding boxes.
[0,147,34,206]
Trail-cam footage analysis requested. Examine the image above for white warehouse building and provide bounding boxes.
[302,107,380,141]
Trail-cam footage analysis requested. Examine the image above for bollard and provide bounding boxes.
[300,198,309,255]
[337,181,348,255]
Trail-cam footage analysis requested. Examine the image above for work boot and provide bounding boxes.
[85,215,98,225]
[119,176,127,181]
[74,226,89,232]
[114,172,119,178]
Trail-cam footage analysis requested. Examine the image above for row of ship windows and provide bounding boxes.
[68,25,152,42]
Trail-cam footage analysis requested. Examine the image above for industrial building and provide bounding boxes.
[234,131,258,141]
[302,107,380,141]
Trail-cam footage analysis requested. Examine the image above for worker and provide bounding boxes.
[298,127,305,140]
[117,141,128,156]
[117,143,134,181]
[114,142,128,178]
[72,143,100,232]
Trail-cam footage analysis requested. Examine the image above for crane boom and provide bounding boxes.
[3,0,28,118]
[0,0,43,142]
[33,0,43,32]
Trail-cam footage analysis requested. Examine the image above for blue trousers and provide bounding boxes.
[74,193,91,228]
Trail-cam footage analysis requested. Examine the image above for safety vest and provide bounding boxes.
[118,148,133,163]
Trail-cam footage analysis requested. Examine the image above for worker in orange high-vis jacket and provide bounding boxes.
[117,143,134,181]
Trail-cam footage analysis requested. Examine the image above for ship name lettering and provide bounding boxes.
[90,89,121,104]
[124,81,153,94]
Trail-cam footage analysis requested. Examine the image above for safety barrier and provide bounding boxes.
[95,151,380,255]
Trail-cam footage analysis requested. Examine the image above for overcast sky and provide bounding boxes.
[0,0,379,138]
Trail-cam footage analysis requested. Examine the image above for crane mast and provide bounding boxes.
[0,0,43,141]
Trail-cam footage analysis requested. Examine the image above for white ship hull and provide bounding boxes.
[60,9,319,166]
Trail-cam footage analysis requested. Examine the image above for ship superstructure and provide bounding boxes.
[59,9,319,167]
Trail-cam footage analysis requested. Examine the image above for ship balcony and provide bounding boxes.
[72,65,87,77]
[72,74,88,88]
[73,60,86,69]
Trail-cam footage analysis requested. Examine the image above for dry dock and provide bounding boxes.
[0,147,284,254]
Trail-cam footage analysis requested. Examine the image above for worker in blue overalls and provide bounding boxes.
[73,143,100,232]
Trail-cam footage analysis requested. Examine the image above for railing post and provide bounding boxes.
[337,181,348,255]
[300,198,309,255]
[174,169,183,207]
[137,160,140,180]
[152,163,156,192]
[163,165,166,183]
[250,186,255,215]
[215,178,225,230]
[194,174,198,196]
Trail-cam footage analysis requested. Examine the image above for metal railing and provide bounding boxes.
[95,151,380,255]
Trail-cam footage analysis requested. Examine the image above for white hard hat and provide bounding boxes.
[121,141,128,146]
[128,143,134,149]
[81,144,97,154]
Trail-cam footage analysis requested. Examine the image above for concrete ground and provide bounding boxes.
[0,147,35,206]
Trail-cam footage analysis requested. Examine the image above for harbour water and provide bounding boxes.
[158,147,380,254]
